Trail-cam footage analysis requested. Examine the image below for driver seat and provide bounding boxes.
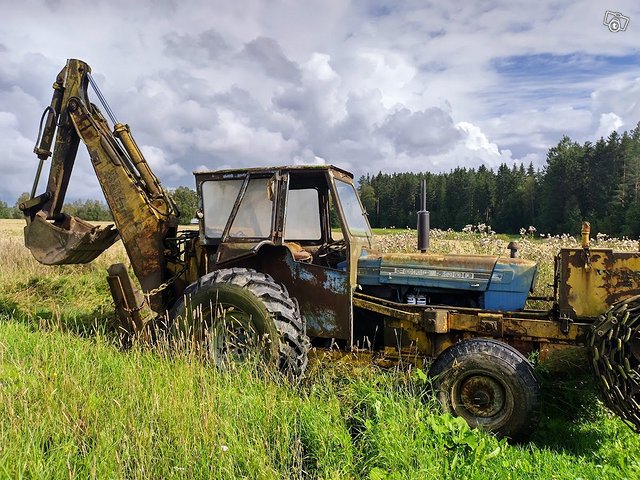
[285,242,313,263]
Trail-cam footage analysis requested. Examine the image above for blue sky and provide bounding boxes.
[1,0,639,203]
[491,53,640,107]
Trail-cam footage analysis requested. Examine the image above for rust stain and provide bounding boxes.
[559,248,640,319]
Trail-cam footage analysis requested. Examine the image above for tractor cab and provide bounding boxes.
[195,165,372,345]
[195,165,372,267]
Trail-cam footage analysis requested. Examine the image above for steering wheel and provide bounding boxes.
[314,239,347,265]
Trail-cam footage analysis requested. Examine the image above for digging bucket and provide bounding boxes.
[24,212,119,265]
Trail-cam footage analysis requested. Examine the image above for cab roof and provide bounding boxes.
[193,164,354,179]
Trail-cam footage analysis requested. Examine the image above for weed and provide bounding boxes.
[1,220,639,478]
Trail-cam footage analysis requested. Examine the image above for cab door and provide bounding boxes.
[260,171,352,344]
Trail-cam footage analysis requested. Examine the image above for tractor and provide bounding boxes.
[19,59,640,440]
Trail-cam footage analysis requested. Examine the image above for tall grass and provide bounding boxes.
[2,220,640,478]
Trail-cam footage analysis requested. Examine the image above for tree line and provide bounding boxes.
[358,124,640,237]
[4,124,640,236]
[0,187,199,225]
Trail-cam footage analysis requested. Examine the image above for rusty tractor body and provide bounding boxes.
[20,59,640,440]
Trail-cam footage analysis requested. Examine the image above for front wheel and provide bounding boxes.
[171,268,310,379]
[429,338,540,441]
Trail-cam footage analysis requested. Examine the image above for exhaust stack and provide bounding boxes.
[417,179,430,253]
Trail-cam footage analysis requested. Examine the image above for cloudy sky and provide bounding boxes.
[1,0,640,204]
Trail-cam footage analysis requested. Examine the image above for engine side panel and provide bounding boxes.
[376,253,497,290]
[358,253,537,311]
[484,258,538,311]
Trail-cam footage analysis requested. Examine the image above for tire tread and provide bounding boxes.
[175,268,310,378]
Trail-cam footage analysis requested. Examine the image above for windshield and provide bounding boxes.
[335,178,372,237]
[229,178,273,239]
[202,179,243,238]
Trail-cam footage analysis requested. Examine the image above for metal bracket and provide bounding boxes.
[478,312,504,336]
[421,309,449,333]
[560,314,572,335]
[582,247,592,271]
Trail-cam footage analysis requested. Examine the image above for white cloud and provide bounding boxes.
[423,122,514,171]
[1,0,640,203]
[380,107,461,155]
[595,112,625,139]
[140,145,187,179]
[483,106,593,156]
[591,76,640,134]
[458,122,500,156]
[293,149,326,165]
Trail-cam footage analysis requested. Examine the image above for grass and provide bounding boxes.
[2,219,640,478]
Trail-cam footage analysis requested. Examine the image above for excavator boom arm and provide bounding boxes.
[22,59,179,312]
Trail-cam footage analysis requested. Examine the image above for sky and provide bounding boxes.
[1,0,640,204]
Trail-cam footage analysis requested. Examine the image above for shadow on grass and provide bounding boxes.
[0,295,118,340]
[530,369,605,454]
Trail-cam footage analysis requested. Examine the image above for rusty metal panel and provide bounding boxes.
[257,247,352,341]
[448,312,590,343]
[477,312,503,336]
[557,248,640,320]
[353,292,447,355]
[24,212,119,264]
[425,309,449,333]
[195,164,354,179]
[353,292,449,333]
[418,309,449,333]
[216,241,266,265]
[106,263,153,336]
[352,294,420,323]
[383,324,432,357]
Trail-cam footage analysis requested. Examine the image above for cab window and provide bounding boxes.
[284,189,321,241]
[229,178,273,238]
[202,179,243,238]
[335,179,372,237]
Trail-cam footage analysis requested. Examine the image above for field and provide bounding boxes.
[2,218,640,479]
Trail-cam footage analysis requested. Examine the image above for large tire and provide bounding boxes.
[171,268,309,379]
[429,338,540,441]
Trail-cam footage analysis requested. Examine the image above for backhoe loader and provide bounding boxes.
[20,59,640,440]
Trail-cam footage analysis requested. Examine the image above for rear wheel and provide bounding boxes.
[171,268,309,378]
[429,338,540,441]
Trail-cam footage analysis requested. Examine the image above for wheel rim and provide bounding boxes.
[205,304,258,367]
[171,269,309,379]
[459,375,505,417]
[450,371,513,427]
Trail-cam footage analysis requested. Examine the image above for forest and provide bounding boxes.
[359,124,640,236]
[3,125,640,236]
